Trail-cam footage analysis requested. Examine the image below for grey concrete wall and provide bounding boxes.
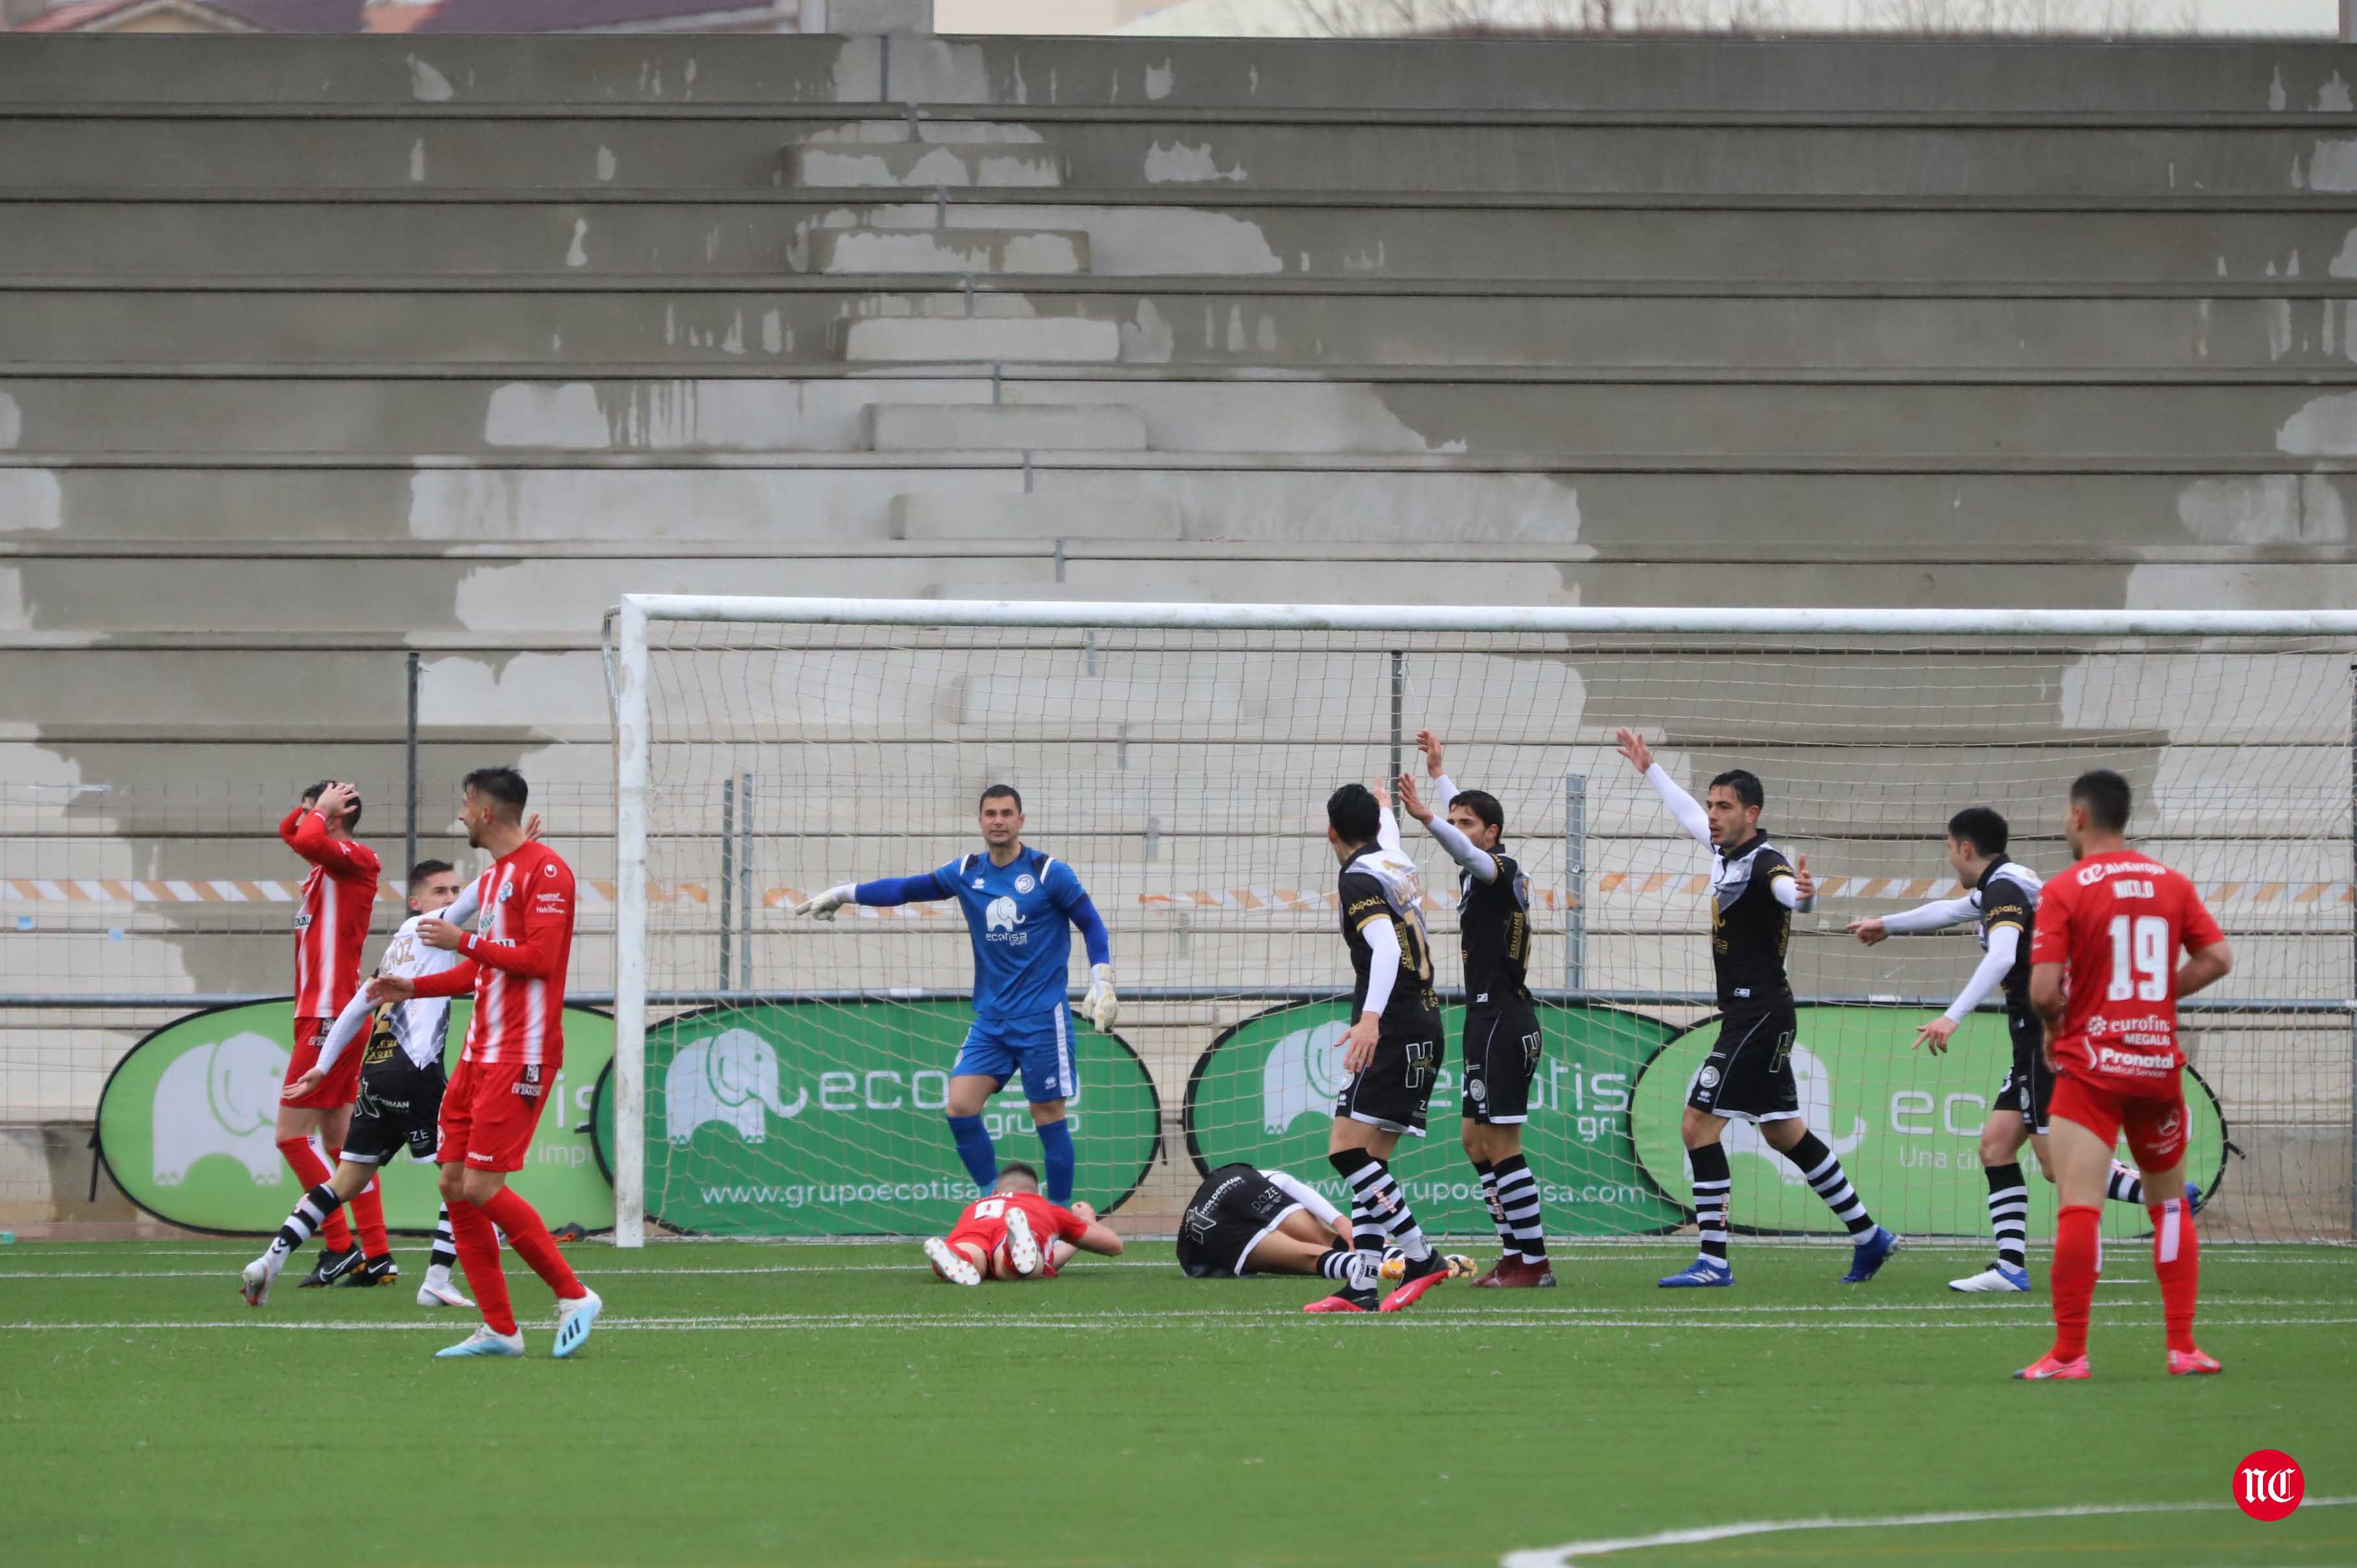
[1,32,2352,1233]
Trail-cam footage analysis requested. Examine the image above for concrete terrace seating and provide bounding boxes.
[1,29,2355,1027]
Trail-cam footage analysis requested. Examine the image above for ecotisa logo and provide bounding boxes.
[2234,1451,2304,1521]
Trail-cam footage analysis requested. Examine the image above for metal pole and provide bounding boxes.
[719,776,736,994]
[1389,650,1405,786]
[2348,665,2355,1239]
[1565,772,1587,997]
[612,599,651,1249]
[737,772,755,995]
[403,652,420,878]
[2345,0,2355,45]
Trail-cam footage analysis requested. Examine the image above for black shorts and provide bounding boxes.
[1686,1006,1801,1124]
[1334,1018,1444,1137]
[343,1051,448,1166]
[1177,1164,1306,1277]
[1461,1006,1543,1125]
[1992,1002,2055,1135]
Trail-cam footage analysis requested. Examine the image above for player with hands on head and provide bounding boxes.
[1616,728,1898,1289]
[790,785,1114,1207]
[1849,807,2184,1294]
[272,779,386,1287]
[1398,730,1553,1287]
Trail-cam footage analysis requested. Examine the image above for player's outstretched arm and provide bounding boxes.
[1263,1169,1349,1242]
[1616,729,1711,848]
[1402,770,1499,884]
[1046,863,1119,1030]
[1912,923,2021,1055]
[790,870,953,920]
[1848,894,1978,945]
[1073,1218,1123,1257]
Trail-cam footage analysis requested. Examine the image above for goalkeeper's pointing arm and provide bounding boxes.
[790,871,952,920]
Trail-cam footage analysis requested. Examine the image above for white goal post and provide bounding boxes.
[606,598,2357,1250]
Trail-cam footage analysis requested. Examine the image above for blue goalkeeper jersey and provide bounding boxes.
[925,847,1092,1026]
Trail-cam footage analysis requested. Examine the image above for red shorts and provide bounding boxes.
[281,1016,361,1109]
[435,1054,556,1172]
[2049,1071,2190,1171]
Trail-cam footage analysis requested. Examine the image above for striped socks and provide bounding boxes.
[1786,1132,1878,1239]
[1493,1154,1548,1263]
[1984,1161,2029,1271]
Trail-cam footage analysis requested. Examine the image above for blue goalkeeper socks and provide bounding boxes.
[1036,1116,1076,1204]
[946,1114,997,1193]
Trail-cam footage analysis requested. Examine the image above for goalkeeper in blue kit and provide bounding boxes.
[791,785,1116,1204]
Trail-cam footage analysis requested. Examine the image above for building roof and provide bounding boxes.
[12,0,365,27]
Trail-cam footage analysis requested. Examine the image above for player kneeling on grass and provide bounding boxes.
[243,858,494,1310]
[924,1163,1123,1285]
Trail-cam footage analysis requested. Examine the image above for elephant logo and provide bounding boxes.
[665,1028,808,1146]
[1261,1019,1352,1134]
[1692,1042,1867,1183]
[985,896,1022,933]
[150,1031,289,1186]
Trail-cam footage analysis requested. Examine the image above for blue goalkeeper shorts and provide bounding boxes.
[953,1004,1078,1106]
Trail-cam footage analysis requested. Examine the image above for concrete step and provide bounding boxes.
[808,227,1092,275]
[4,289,2352,374]
[888,493,1180,540]
[0,34,2348,115]
[2,200,2350,287]
[843,316,1121,362]
[785,139,1066,190]
[23,464,2345,551]
[3,374,2353,460]
[3,118,2349,197]
[867,402,1147,451]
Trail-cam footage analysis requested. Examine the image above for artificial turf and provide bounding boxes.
[3,1237,2351,1568]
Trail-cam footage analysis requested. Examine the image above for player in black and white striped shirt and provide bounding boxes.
[1398,730,1553,1287]
[1618,729,1899,1289]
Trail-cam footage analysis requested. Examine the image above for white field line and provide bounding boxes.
[1501,1496,2357,1568]
[7,1311,2355,1335]
[13,1243,2351,1263]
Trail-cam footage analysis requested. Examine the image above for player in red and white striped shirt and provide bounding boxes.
[273,781,387,1283]
[367,766,599,1359]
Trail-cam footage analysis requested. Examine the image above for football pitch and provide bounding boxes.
[3,1238,2352,1568]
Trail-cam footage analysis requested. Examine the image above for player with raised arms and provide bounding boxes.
[791,785,1117,1207]
[1305,781,1466,1314]
[1849,807,2194,1294]
[366,768,601,1359]
[2015,769,2231,1381]
[1616,730,1900,1287]
[1396,730,1553,1287]
[242,857,482,1308]
[924,1163,1125,1285]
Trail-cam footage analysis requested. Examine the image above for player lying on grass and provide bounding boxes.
[1616,730,1900,1289]
[274,779,385,1287]
[1849,806,2197,1295]
[1177,1159,1472,1289]
[1398,729,1553,1288]
[367,768,600,1360]
[2016,768,2231,1382]
[793,786,1115,1208]
[243,857,486,1309]
[1307,780,1462,1314]
[923,1163,1124,1285]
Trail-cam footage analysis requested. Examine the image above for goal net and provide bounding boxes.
[606,600,2356,1249]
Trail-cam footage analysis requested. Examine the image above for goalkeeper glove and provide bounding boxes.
[790,884,857,921]
[1081,964,1118,1031]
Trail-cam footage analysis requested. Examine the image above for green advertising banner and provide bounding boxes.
[1629,1004,2227,1239]
[95,999,616,1236]
[591,1001,1164,1237]
[1182,1001,1688,1237]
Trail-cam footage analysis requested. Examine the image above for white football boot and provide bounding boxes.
[1950,1262,2033,1294]
[925,1237,981,1286]
[435,1325,525,1359]
[1001,1207,1042,1279]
